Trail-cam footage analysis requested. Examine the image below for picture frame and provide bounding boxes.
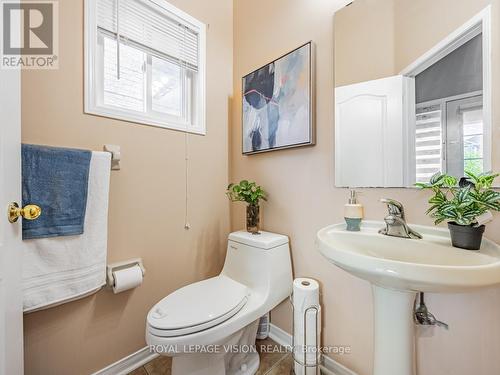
[241,41,315,155]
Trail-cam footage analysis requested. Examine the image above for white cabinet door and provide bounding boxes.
[335,75,414,187]
[0,64,23,373]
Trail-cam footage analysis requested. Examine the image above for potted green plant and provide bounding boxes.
[416,171,500,250]
[226,180,267,234]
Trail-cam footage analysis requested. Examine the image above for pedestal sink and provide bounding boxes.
[316,221,500,375]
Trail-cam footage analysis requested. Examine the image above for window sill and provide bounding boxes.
[84,105,206,135]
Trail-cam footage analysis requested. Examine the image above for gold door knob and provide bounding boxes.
[8,202,42,223]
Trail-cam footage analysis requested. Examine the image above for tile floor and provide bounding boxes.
[128,338,293,375]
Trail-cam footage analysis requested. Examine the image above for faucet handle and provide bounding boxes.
[383,214,403,226]
[380,198,405,218]
[434,319,449,330]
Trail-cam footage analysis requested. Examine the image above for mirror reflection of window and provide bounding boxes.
[415,104,443,183]
[414,34,483,182]
[415,96,484,182]
[333,2,493,188]
[447,97,484,177]
[462,106,484,175]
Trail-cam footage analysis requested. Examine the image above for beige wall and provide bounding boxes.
[334,0,395,87]
[232,1,500,375]
[21,0,232,374]
[393,0,497,72]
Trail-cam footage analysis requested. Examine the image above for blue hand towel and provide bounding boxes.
[22,144,92,240]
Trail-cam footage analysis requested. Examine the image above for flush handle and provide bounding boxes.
[8,202,42,223]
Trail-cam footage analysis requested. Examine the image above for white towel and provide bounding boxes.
[22,151,111,312]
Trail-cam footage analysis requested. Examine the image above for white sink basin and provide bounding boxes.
[316,221,500,375]
[317,221,500,292]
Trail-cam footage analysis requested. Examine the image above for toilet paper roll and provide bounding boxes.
[293,278,321,375]
[112,265,143,294]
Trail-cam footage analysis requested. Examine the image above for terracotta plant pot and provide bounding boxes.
[448,222,485,250]
[246,204,260,234]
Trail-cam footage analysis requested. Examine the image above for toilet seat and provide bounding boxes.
[147,275,248,337]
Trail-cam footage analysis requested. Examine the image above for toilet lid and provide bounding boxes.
[147,275,248,336]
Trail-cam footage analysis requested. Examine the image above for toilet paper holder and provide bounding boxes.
[106,258,146,289]
[289,294,320,374]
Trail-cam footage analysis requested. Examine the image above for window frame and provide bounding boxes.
[84,0,206,135]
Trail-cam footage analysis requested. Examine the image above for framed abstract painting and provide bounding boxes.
[242,42,315,154]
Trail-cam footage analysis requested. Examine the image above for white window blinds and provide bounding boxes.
[96,0,199,70]
[415,104,443,182]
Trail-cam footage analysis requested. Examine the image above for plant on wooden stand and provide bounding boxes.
[226,180,267,234]
[416,171,500,250]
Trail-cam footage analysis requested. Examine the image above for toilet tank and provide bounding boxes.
[221,231,293,306]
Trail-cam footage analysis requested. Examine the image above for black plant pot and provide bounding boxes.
[448,222,485,250]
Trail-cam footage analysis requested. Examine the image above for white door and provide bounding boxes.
[335,75,414,187]
[0,66,24,373]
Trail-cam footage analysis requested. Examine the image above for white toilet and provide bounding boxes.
[146,230,293,375]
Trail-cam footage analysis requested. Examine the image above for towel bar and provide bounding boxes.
[103,144,121,170]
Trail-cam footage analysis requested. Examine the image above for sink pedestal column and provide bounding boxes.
[372,286,416,375]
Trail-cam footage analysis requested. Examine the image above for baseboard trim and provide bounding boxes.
[92,324,358,375]
[268,323,358,375]
[91,346,158,375]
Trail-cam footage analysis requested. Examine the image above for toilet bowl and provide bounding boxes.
[146,230,293,375]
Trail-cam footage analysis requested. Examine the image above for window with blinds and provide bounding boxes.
[85,0,206,134]
[415,104,443,183]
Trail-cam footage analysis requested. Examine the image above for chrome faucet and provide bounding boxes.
[379,198,422,239]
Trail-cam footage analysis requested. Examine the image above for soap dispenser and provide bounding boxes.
[344,190,364,231]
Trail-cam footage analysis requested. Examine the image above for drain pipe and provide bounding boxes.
[414,292,449,329]
[319,365,337,375]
